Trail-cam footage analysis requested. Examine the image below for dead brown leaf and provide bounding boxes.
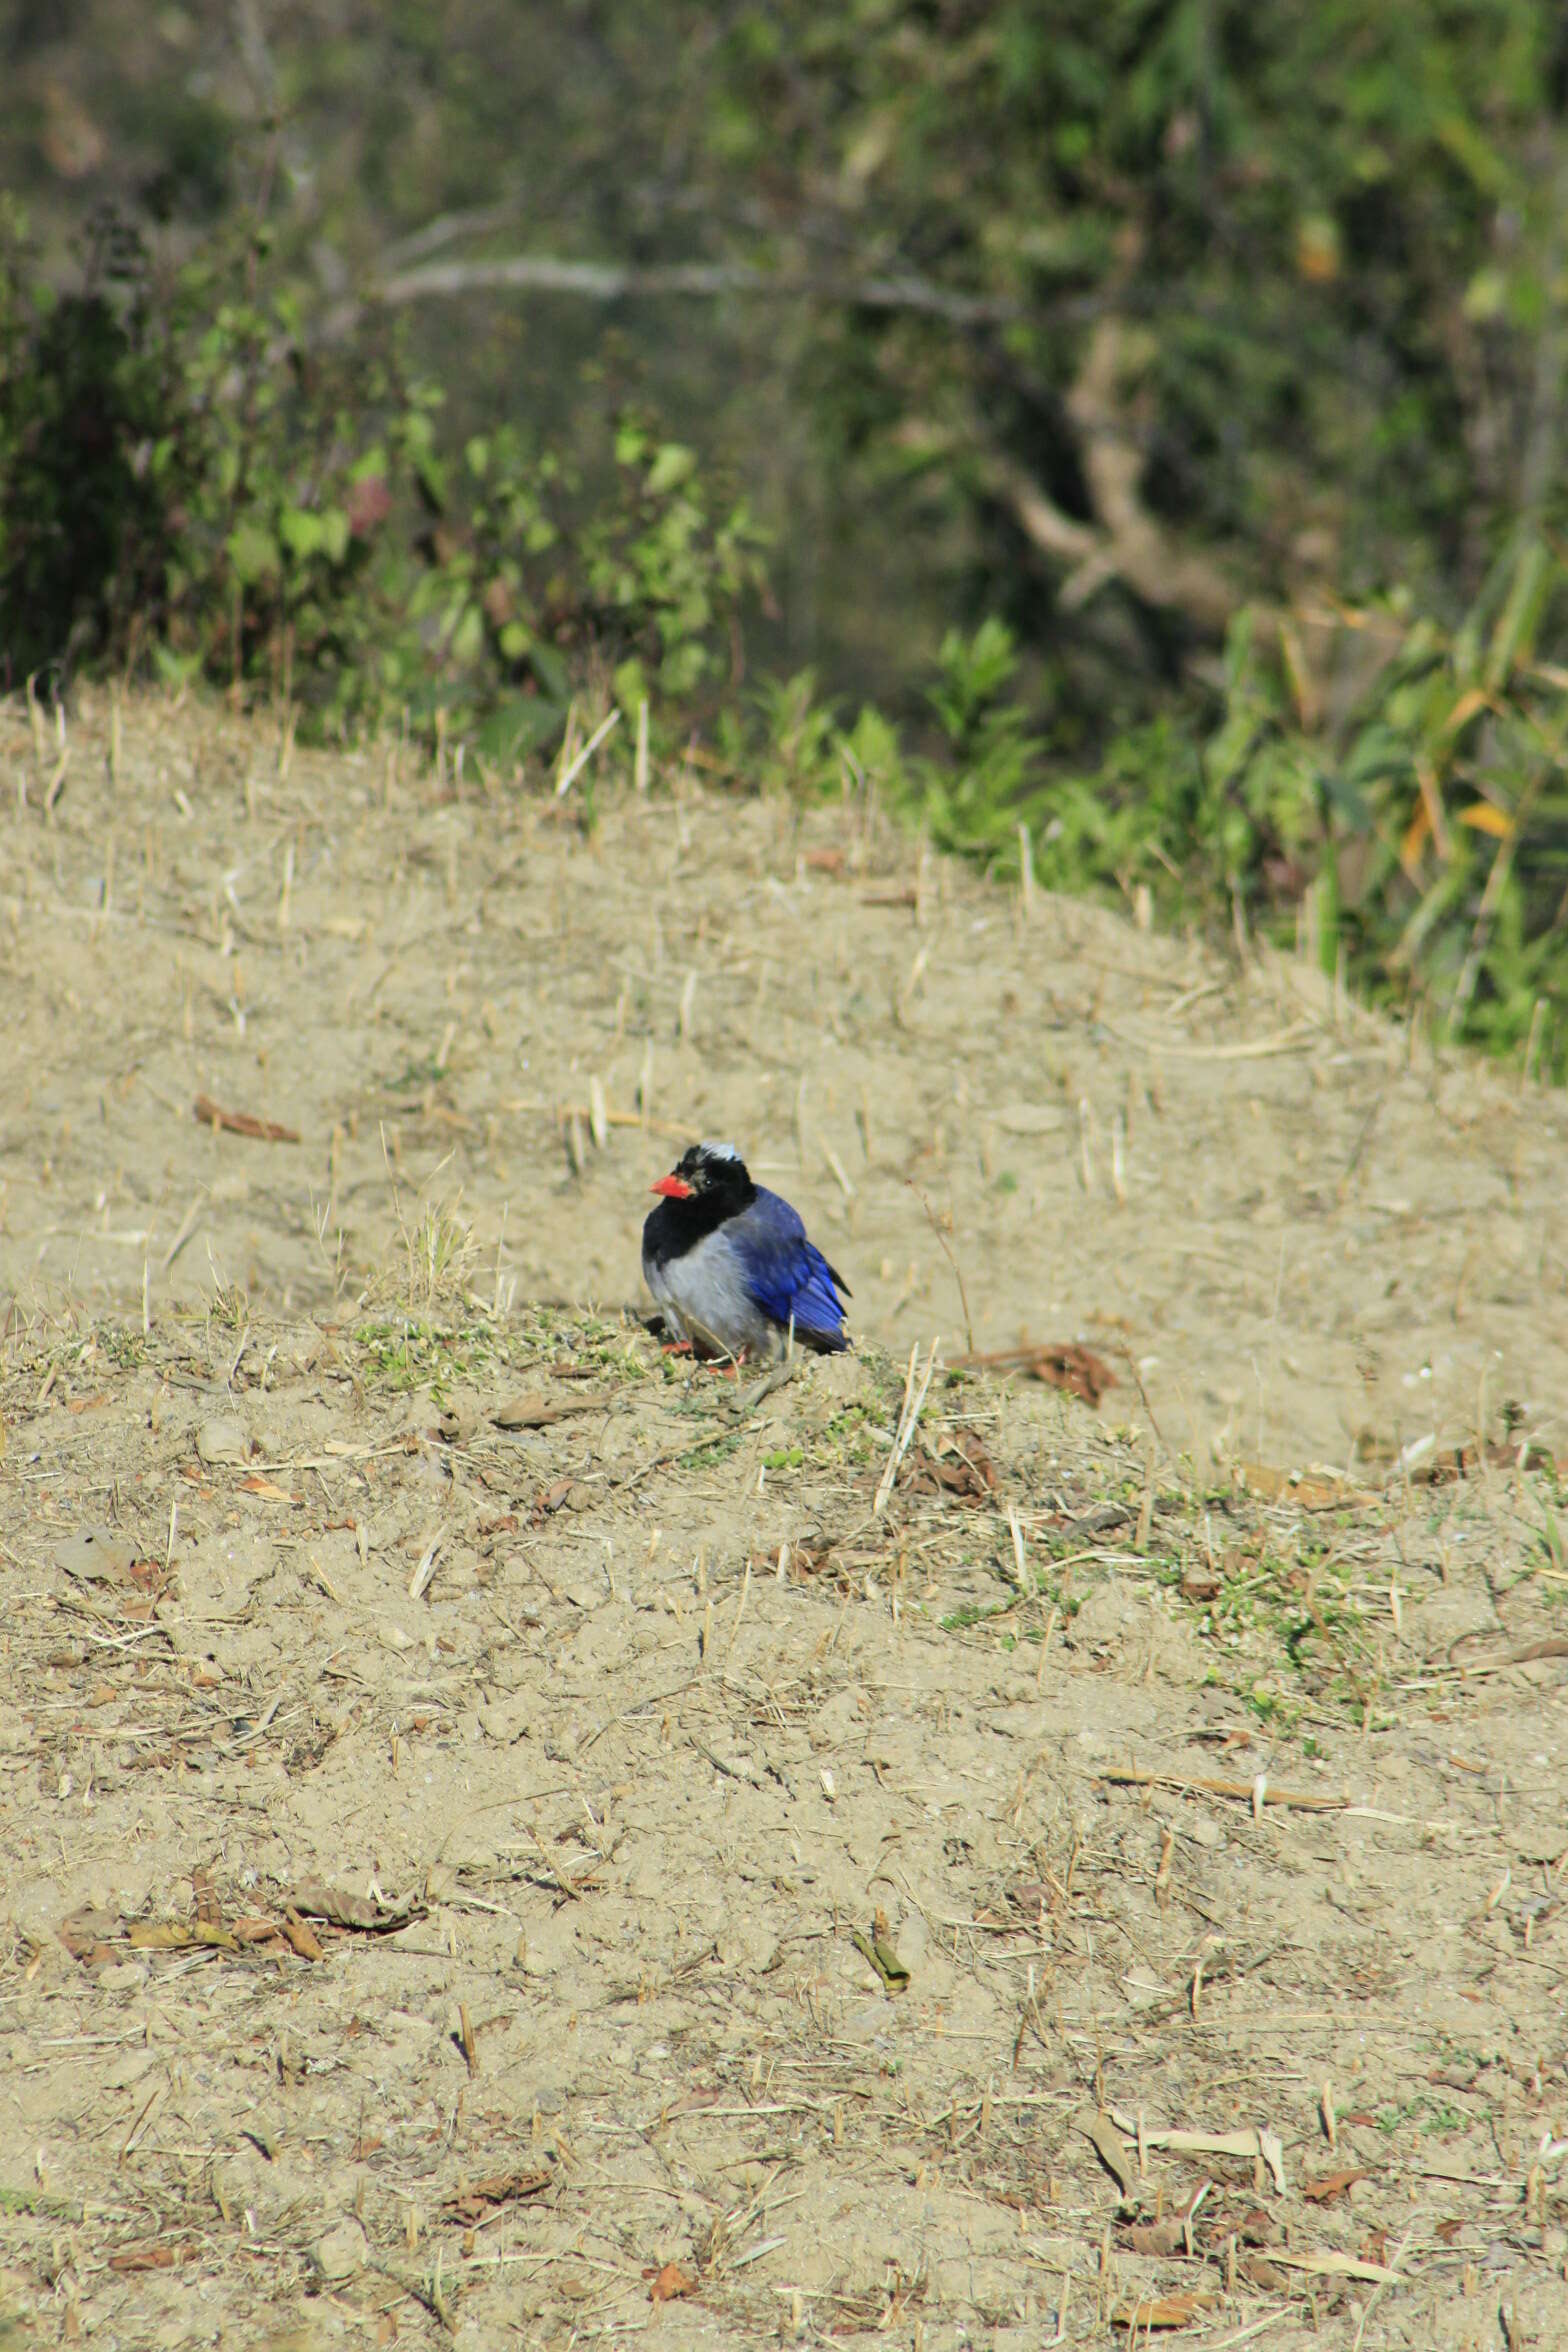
[1301,2168,1372,2204]
[1234,1462,1378,1511]
[491,1391,606,1430]
[109,2241,196,2273]
[58,1909,120,1965]
[1112,2291,1217,2331]
[236,1474,301,1502]
[126,1919,237,1953]
[280,1910,326,1962]
[953,1341,1116,1407]
[1082,2109,1135,2199]
[902,1429,998,1501]
[1125,2217,1187,2257]
[288,1880,424,1934]
[647,2261,697,2304]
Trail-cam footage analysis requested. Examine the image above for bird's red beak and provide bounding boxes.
[651,1174,694,1199]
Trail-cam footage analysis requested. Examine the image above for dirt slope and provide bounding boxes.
[2,689,1565,1469]
[1,691,1567,2352]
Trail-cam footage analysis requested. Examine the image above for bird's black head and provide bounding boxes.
[650,1140,755,1217]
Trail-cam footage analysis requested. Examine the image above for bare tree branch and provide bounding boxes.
[1061,319,1242,635]
[381,199,531,274]
[320,252,1022,343]
[981,456,1100,567]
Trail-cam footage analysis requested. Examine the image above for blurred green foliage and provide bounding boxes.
[720,587,1568,1075]
[0,206,765,751]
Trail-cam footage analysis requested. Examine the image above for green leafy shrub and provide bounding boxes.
[0,204,184,682]
[0,204,766,758]
[740,592,1568,1077]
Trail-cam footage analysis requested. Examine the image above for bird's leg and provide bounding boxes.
[660,1339,694,1357]
[736,1357,800,1412]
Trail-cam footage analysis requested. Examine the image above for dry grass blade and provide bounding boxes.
[409,1527,447,1599]
[1109,2111,1286,2193]
[874,1338,940,1515]
[1301,2168,1371,2203]
[909,1181,974,1354]
[554,706,620,797]
[1101,1766,1349,1813]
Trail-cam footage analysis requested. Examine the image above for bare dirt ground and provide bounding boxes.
[2,688,1567,2352]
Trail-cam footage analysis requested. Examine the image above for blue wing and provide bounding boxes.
[731,1189,850,1347]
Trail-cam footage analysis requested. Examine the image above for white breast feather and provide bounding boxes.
[644,1225,773,1357]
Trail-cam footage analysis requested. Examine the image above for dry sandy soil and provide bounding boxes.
[2,688,1567,2352]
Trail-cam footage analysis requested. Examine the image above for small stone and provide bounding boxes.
[310,2217,368,2281]
[478,1694,532,1743]
[97,1961,147,1993]
[54,1528,135,1584]
[197,1417,250,1466]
